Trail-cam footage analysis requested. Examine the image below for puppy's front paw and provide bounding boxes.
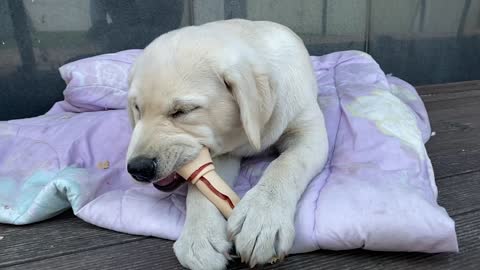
[227,188,295,267]
[174,221,231,270]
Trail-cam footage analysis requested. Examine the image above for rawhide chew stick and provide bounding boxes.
[177,147,240,218]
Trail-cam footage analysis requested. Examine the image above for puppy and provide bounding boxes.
[126,19,328,269]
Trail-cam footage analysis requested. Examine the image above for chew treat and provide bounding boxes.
[177,147,240,218]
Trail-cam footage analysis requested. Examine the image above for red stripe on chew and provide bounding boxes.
[187,162,235,210]
[187,162,213,182]
[199,176,235,209]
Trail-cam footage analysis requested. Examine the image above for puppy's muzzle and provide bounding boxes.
[127,155,187,192]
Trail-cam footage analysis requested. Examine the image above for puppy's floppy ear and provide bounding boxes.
[127,62,138,128]
[223,63,275,151]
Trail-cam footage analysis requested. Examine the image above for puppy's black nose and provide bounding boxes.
[127,156,157,182]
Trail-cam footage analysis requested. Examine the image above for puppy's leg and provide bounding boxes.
[228,108,328,267]
[174,154,241,270]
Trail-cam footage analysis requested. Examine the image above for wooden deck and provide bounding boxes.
[1,81,479,270]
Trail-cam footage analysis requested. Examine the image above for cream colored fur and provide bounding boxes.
[127,19,328,269]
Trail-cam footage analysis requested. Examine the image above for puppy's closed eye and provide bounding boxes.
[168,96,207,119]
[170,105,200,118]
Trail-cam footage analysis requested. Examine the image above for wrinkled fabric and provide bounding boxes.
[0,50,458,253]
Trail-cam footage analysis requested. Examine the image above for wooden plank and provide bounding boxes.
[421,89,480,103]
[426,105,480,178]
[437,171,480,216]
[422,91,480,178]
[3,210,478,270]
[430,150,480,180]
[416,80,480,96]
[424,95,480,112]
[0,237,180,270]
[1,81,478,269]
[0,211,145,267]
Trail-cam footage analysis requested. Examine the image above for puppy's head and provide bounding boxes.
[126,34,274,191]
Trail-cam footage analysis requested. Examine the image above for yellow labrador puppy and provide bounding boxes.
[126,19,328,269]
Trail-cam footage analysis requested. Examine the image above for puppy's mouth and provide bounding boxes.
[152,173,186,192]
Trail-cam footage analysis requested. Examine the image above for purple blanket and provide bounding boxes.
[0,50,458,254]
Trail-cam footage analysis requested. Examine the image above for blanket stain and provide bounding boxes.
[96,160,110,169]
[346,90,424,159]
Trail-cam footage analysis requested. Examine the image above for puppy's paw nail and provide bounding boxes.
[270,257,278,264]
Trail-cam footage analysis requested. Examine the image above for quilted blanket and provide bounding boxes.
[0,50,458,254]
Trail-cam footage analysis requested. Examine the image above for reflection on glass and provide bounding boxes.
[369,0,480,85]
[0,0,191,120]
[0,0,478,119]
